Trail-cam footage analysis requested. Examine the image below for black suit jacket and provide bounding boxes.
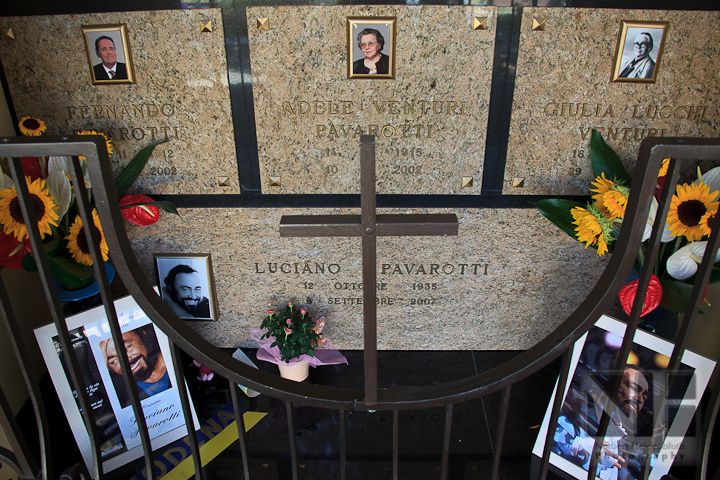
[93,62,128,81]
[352,53,389,75]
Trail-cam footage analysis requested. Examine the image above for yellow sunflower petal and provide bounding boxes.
[75,130,113,157]
[667,181,720,242]
[65,209,109,266]
[18,116,46,136]
[658,158,670,178]
[0,176,59,241]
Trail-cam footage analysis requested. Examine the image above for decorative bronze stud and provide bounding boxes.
[217,176,230,187]
[5,28,14,40]
[268,176,281,187]
[472,17,487,31]
[532,17,545,31]
[512,177,525,188]
[461,176,474,188]
[257,18,269,31]
[200,20,214,33]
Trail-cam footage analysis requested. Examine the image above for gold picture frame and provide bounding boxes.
[82,23,136,85]
[154,253,219,321]
[347,16,396,80]
[611,20,668,84]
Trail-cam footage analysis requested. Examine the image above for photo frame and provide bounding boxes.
[611,21,668,83]
[532,315,715,480]
[347,16,396,79]
[154,253,218,321]
[34,294,198,475]
[82,23,136,85]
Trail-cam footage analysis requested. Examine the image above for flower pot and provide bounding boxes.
[278,360,309,382]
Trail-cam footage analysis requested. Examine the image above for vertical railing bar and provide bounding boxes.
[440,404,453,480]
[229,379,251,479]
[0,275,48,478]
[67,151,154,478]
[392,409,399,480]
[539,351,572,480]
[0,384,35,477]
[492,386,512,480]
[285,401,298,480]
[587,156,680,479]
[695,368,720,480]
[360,135,378,405]
[7,156,103,479]
[339,409,347,480]
[169,342,202,480]
[641,213,720,480]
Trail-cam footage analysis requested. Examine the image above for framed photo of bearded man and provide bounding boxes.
[154,253,218,321]
[82,23,136,85]
[347,17,396,79]
[611,21,668,83]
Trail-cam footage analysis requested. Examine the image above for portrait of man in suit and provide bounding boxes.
[82,24,135,85]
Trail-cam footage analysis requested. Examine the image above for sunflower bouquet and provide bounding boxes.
[0,116,177,290]
[535,130,719,315]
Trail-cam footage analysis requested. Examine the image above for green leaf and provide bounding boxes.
[660,277,707,315]
[590,129,631,183]
[114,141,168,196]
[533,199,583,240]
[47,256,95,290]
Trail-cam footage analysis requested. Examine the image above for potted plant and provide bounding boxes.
[252,301,346,382]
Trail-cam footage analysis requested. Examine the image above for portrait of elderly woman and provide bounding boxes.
[347,18,396,79]
[612,21,667,83]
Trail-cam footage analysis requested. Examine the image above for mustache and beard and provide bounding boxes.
[170,290,203,315]
[127,352,158,381]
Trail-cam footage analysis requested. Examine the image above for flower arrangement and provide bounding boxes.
[0,116,177,290]
[535,130,719,316]
[260,301,327,362]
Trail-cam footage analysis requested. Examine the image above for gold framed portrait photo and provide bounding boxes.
[82,23,136,85]
[347,17,396,80]
[611,20,668,83]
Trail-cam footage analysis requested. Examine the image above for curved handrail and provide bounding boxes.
[7,135,718,410]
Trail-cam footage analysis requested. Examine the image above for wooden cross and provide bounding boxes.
[279,135,458,404]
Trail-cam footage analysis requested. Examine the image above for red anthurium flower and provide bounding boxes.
[618,274,663,317]
[119,193,160,226]
[0,230,30,269]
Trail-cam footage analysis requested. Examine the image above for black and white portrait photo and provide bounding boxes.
[347,17,396,79]
[154,254,218,321]
[82,24,135,85]
[612,21,668,83]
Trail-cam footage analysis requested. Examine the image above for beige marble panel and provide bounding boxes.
[0,9,239,194]
[505,8,720,195]
[126,208,607,350]
[248,6,495,194]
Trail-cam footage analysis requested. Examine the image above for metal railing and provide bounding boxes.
[0,135,718,479]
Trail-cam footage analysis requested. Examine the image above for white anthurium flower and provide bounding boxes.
[643,197,676,243]
[47,169,72,218]
[47,155,72,176]
[666,241,720,280]
[695,165,720,193]
[0,172,13,189]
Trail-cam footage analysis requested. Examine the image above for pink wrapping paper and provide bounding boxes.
[250,328,348,367]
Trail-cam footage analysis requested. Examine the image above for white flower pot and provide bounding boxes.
[278,360,310,382]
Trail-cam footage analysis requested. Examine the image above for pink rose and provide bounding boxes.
[318,337,327,347]
[267,309,274,316]
[284,327,292,335]
[286,318,292,325]
[300,307,308,316]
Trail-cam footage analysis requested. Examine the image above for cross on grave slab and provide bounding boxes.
[279,135,459,404]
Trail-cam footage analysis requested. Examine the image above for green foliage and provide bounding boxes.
[114,141,168,196]
[260,302,321,362]
[590,129,631,183]
[533,199,583,240]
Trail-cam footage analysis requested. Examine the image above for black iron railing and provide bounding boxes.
[0,135,718,479]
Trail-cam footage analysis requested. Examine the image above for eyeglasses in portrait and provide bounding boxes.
[347,17,396,80]
[611,21,668,84]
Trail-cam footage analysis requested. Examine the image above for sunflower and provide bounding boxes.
[571,203,615,256]
[666,181,719,242]
[590,172,629,220]
[75,130,113,158]
[0,177,59,241]
[18,116,46,136]
[65,209,109,266]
